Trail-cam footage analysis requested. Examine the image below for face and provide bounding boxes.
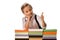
[23,6,33,16]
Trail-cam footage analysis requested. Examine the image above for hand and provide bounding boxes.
[25,16,31,30]
[40,12,44,21]
[40,12,46,27]
[27,16,31,22]
[27,17,30,22]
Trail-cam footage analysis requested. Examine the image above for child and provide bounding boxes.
[21,3,46,30]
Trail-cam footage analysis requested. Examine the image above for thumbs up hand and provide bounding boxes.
[40,12,44,21]
[40,12,46,27]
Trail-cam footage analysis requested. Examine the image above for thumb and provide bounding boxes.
[41,12,44,16]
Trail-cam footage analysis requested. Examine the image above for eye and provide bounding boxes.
[26,11,28,13]
[29,9,31,11]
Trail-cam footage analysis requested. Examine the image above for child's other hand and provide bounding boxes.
[40,12,46,27]
[40,12,44,21]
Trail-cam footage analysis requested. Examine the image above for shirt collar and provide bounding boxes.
[25,13,35,21]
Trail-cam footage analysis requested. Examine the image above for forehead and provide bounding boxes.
[23,6,31,11]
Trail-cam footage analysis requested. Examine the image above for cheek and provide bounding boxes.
[23,10,32,15]
[24,12,28,15]
[31,11,33,13]
[23,11,28,14]
[23,11,27,14]
[30,10,33,13]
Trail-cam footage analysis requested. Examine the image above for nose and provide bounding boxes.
[28,11,31,13]
[28,11,32,14]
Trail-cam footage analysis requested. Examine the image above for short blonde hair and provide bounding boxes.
[21,3,32,13]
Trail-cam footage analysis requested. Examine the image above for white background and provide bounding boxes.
[0,0,60,40]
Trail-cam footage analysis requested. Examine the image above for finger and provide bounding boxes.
[42,12,43,15]
[41,12,43,16]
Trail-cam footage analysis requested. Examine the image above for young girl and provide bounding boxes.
[21,3,46,30]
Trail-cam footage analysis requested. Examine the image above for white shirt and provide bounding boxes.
[22,14,45,29]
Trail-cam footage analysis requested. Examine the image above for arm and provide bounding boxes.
[24,16,31,30]
[25,20,30,30]
[40,12,47,27]
[41,19,46,27]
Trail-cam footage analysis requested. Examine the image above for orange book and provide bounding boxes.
[43,32,57,35]
[15,29,28,32]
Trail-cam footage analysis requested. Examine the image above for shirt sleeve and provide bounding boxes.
[22,18,26,29]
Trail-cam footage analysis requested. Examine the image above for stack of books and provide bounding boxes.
[43,29,57,40]
[15,29,57,40]
[29,29,43,40]
[15,30,29,40]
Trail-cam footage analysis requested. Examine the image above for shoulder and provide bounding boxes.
[35,14,41,20]
[22,17,26,22]
[33,14,41,21]
[22,17,25,20]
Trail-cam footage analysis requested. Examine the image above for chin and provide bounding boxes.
[26,14,31,16]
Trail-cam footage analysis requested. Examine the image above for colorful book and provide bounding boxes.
[29,29,43,37]
[15,30,29,40]
[43,29,57,40]
[29,29,43,40]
